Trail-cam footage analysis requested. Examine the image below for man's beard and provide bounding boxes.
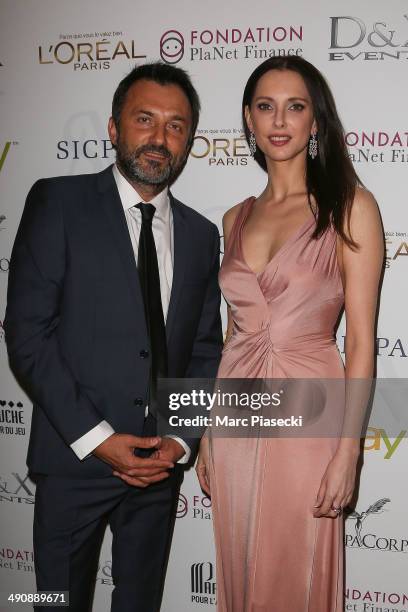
[115,138,179,186]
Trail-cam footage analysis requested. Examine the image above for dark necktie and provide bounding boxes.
[136,202,168,419]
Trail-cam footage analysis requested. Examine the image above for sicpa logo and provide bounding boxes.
[160,30,184,64]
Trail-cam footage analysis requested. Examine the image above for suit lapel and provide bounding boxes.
[97,166,147,328]
[166,194,188,342]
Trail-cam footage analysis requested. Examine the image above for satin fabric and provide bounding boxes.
[209,197,345,612]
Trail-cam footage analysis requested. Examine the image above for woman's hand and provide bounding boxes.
[196,435,211,496]
[313,448,359,518]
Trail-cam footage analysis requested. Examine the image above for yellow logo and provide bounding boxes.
[364,427,406,459]
[38,36,146,71]
[191,130,249,166]
[0,142,11,173]
[385,231,408,268]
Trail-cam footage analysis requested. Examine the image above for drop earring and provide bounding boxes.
[249,132,257,156]
[309,132,318,159]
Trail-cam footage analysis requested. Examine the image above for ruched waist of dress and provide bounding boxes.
[223,327,337,354]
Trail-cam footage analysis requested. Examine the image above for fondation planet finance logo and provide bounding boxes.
[0,547,34,574]
[160,30,185,64]
[96,559,113,586]
[346,587,408,610]
[177,493,212,520]
[177,492,188,518]
[160,25,303,63]
[0,257,9,273]
[346,129,408,165]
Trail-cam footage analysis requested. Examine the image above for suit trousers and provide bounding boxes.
[32,462,182,612]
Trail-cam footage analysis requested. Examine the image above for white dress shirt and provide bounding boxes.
[70,165,190,463]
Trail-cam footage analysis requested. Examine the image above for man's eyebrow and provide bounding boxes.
[135,109,187,122]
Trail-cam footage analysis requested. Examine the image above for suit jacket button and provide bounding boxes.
[134,397,144,407]
[139,349,149,358]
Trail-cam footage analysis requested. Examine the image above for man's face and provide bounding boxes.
[108,79,192,187]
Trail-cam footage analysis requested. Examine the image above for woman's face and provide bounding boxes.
[245,69,316,164]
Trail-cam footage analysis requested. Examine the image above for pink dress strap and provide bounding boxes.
[223,197,255,256]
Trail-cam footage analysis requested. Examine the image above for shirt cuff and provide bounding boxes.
[165,435,191,464]
[70,421,115,460]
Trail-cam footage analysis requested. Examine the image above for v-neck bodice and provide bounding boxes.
[218,196,344,377]
[238,196,316,278]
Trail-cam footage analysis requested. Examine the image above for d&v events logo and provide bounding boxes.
[0,472,35,504]
[329,15,408,61]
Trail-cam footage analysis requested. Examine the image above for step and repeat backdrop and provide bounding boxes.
[1,0,407,610]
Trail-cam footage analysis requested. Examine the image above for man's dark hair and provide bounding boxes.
[112,61,200,145]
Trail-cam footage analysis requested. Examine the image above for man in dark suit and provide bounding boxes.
[4,62,222,611]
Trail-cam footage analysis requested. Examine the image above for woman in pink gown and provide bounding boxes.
[196,57,383,612]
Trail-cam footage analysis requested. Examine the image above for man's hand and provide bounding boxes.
[93,433,174,488]
[152,437,186,463]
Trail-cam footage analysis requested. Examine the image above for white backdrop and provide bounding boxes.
[1,1,407,610]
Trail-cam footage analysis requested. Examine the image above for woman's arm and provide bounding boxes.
[341,187,384,376]
[314,188,384,518]
[337,187,384,455]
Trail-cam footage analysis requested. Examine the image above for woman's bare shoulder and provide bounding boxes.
[222,197,253,235]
